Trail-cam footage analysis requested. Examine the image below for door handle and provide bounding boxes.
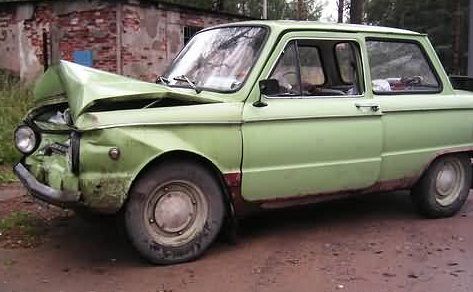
[355,103,380,112]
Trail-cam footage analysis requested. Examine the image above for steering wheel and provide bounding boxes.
[401,76,422,86]
[314,88,346,96]
[277,71,299,94]
[282,71,298,79]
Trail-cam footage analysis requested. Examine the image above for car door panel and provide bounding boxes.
[376,95,473,182]
[366,37,473,183]
[242,98,382,200]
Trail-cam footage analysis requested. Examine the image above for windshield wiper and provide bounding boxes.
[156,76,169,85]
[173,75,202,94]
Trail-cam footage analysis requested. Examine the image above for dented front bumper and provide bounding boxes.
[13,162,80,207]
[14,128,134,213]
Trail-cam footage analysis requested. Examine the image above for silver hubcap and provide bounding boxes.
[155,192,195,233]
[435,160,465,206]
[146,181,208,246]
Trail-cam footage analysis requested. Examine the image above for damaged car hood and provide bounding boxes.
[33,61,221,119]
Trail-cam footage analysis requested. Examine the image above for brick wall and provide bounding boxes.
[20,3,55,81]
[56,6,118,73]
[0,1,118,81]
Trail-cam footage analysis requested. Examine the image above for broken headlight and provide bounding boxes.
[14,125,40,155]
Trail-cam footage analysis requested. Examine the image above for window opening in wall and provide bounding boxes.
[42,29,50,72]
[183,26,203,44]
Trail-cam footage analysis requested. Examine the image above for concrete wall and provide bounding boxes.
[0,1,244,83]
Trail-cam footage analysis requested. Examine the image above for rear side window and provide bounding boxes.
[366,40,440,94]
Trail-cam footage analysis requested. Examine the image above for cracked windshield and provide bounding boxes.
[165,26,267,92]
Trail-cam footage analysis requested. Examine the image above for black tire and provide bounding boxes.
[411,154,471,218]
[125,160,225,265]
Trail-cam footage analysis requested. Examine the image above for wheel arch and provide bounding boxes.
[417,148,473,187]
[368,148,473,195]
[125,150,237,218]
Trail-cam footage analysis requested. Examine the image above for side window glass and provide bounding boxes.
[335,43,356,84]
[298,46,325,94]
[268,42,301,96]
[267,39,362,97]
[366,40,440,93]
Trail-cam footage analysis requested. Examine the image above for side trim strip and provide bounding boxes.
[78,113,381,130]
[381,107,473,114]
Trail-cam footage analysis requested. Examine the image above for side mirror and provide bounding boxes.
[253,79,279,107]
[259,79,280,96]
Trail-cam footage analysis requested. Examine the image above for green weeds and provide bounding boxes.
[0,211,42,247]
[0,71,33,183]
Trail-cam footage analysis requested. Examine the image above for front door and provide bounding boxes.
[241,32,383,201]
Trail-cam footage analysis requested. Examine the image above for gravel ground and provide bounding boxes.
[1,186,472,292]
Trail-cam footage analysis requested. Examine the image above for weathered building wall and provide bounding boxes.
[0,0,245,83]
[54,1,118,73]
[0,1,118,82]
[0,5,21,75]
[21,3,56,81]
[121,3,241,81]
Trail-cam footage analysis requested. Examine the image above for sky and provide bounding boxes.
[320,0,338,22]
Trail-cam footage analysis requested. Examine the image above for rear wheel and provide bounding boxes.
[411,154,471,218]
[125,160,225,265]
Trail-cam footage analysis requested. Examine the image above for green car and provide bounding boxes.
[13,21,473,264]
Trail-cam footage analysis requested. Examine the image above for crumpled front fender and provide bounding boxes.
[78,123,241,213]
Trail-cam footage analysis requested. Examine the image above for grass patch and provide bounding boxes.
[0,211,42,247]
[0,211,39,235]
[0,71,33,165]
[3,258,17,267]
[0,70,33,183]
[0,166,16,184]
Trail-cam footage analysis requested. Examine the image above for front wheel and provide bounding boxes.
[125,160,225,265]
[411,154,471,218]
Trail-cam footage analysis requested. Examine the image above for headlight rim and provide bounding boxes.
[14,124,41,155]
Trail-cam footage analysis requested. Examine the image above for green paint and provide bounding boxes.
[16,21,473,213]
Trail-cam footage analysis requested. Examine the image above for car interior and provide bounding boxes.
[268,39,363,97]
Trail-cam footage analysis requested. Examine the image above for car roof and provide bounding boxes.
[213,20,421,36]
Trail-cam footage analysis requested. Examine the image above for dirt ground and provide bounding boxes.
[1,185,472,292]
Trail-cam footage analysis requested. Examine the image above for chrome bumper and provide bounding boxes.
[13,163,80,207]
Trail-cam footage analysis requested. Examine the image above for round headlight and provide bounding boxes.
[14,125,38,154]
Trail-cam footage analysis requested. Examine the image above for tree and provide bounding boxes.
[452,0,462,74]
[284,0,325,20]
[212,0,225,11]
[349,0,363,24]
[365,0,470,74]
[166,0,325,21]
[337,0,344,23]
